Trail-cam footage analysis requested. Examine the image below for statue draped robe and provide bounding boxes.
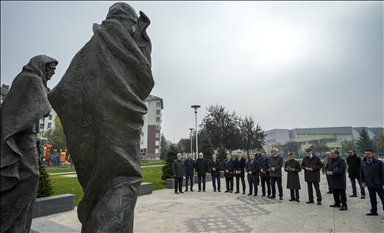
[48,3,154,232]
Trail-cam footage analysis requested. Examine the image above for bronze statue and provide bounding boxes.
[49,3,154,232]
[1,55,58,233]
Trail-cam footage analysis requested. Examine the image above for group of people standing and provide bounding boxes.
[172,147,384,216]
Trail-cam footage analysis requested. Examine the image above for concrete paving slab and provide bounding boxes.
[32,172,384,232]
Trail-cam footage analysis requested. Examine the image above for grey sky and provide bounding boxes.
[1,1,383,143]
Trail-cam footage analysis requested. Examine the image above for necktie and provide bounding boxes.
[368,158,372,165]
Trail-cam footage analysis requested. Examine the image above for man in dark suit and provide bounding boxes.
[246,154,259,196]
[195,152,209,192]
[301,148,323,205]
[234,151,246,194]
[185,153,195,192]
[361,149,384,216]
[259,151,271,197]
[209,154,221,192]
[172,153,186,194]
[268,148,284,200]
[346,149,365,199]
[326,150,348,211]
[224,154,235,193]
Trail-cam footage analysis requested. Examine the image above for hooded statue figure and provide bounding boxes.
[1,55,58,233]
[48,2,154,233]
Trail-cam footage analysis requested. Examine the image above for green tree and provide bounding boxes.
[200,133,215,159]
[160,133,168,160]
[161,144,179,180]
[43,115,67,151]
[239,116,265,159]
[37,165,54,198]
[377,133,384,153]
[356,129,375,154]
[217,144,227,162]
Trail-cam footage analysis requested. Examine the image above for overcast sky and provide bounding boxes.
[1,1,383,143]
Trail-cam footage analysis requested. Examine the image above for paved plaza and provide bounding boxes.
[32,172,384,233]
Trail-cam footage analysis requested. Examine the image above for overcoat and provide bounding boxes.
[301,155,323,183]
[284,159,301,189]
[326,156,346,189]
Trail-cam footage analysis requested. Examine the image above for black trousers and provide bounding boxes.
[270,177,283,197]
[332,188,347,206]
[247,174,258,195]
[307,182,322,202]
[261,176,271,196]
[368,187,384,213]
[197,175,206,191]
[174,177,183,192]
[326,174,332,192]
[235,175,246,192]
[290,189,300,200]
[225,177,234,191]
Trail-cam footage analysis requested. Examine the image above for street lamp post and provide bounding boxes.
[189,128,194,156]
[191,105,201,160]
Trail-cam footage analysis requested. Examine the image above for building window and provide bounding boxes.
[156,117,160,122]
[155,140,159,146]
[156,110,160,114]
[155,148,159,153]
[47,123,51,128]
[156,125,160,130]
[156,102,161,107]
[155,133,159,138]
[48,115,53,120]
[40,124,44,129]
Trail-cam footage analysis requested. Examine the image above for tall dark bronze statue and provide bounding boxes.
[1,55,58,233]
[48,3,154,233]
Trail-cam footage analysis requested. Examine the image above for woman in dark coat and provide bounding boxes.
[223,154,234,193]
[284,153,302,202]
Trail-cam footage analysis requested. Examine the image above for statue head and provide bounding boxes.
[23,55,58,87]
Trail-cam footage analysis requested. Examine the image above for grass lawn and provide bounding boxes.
[48,165,165,206]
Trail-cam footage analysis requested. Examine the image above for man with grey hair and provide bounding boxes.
[209,154,221,192]
[172,153,185,194]
[196,152,209,192]
[268,148,284,200]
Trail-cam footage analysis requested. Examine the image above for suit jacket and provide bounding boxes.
[234,157,246,177]
[246,159,259,176]
[195,158,209,176]
[360,157,384,188]
[209,159,221,176]
[325,156,346,189]
[185,158,195,175]
[258,156,270,177]
[223,159,235,177]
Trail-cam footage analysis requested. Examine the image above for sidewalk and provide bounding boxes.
[32,172,384,233]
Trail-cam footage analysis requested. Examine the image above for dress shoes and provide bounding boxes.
[175,192,179,194]
[306,200,314,204]
[230,190,233,193]
[248,193,252,196]
[289,199,296,201]
[218,190,221,192]
[254,194,257,196]
[366,212,378,216]
[361,196,365,199]
[203,190,206,192]
[185,189,188,192]
[296,199,300,202]
[198,190,201,192]
[179,191,184,194]
[349,194,357,197]
[213,190,216,192]
[339,206,347,211]
[261,194,265,197]
[268,195,276,199]
[225,190,229,193]
[235,191,240,194]
[317,202,322,205]
[243,192,246,195]
[330,204,341,207]
[279,197,283,200]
